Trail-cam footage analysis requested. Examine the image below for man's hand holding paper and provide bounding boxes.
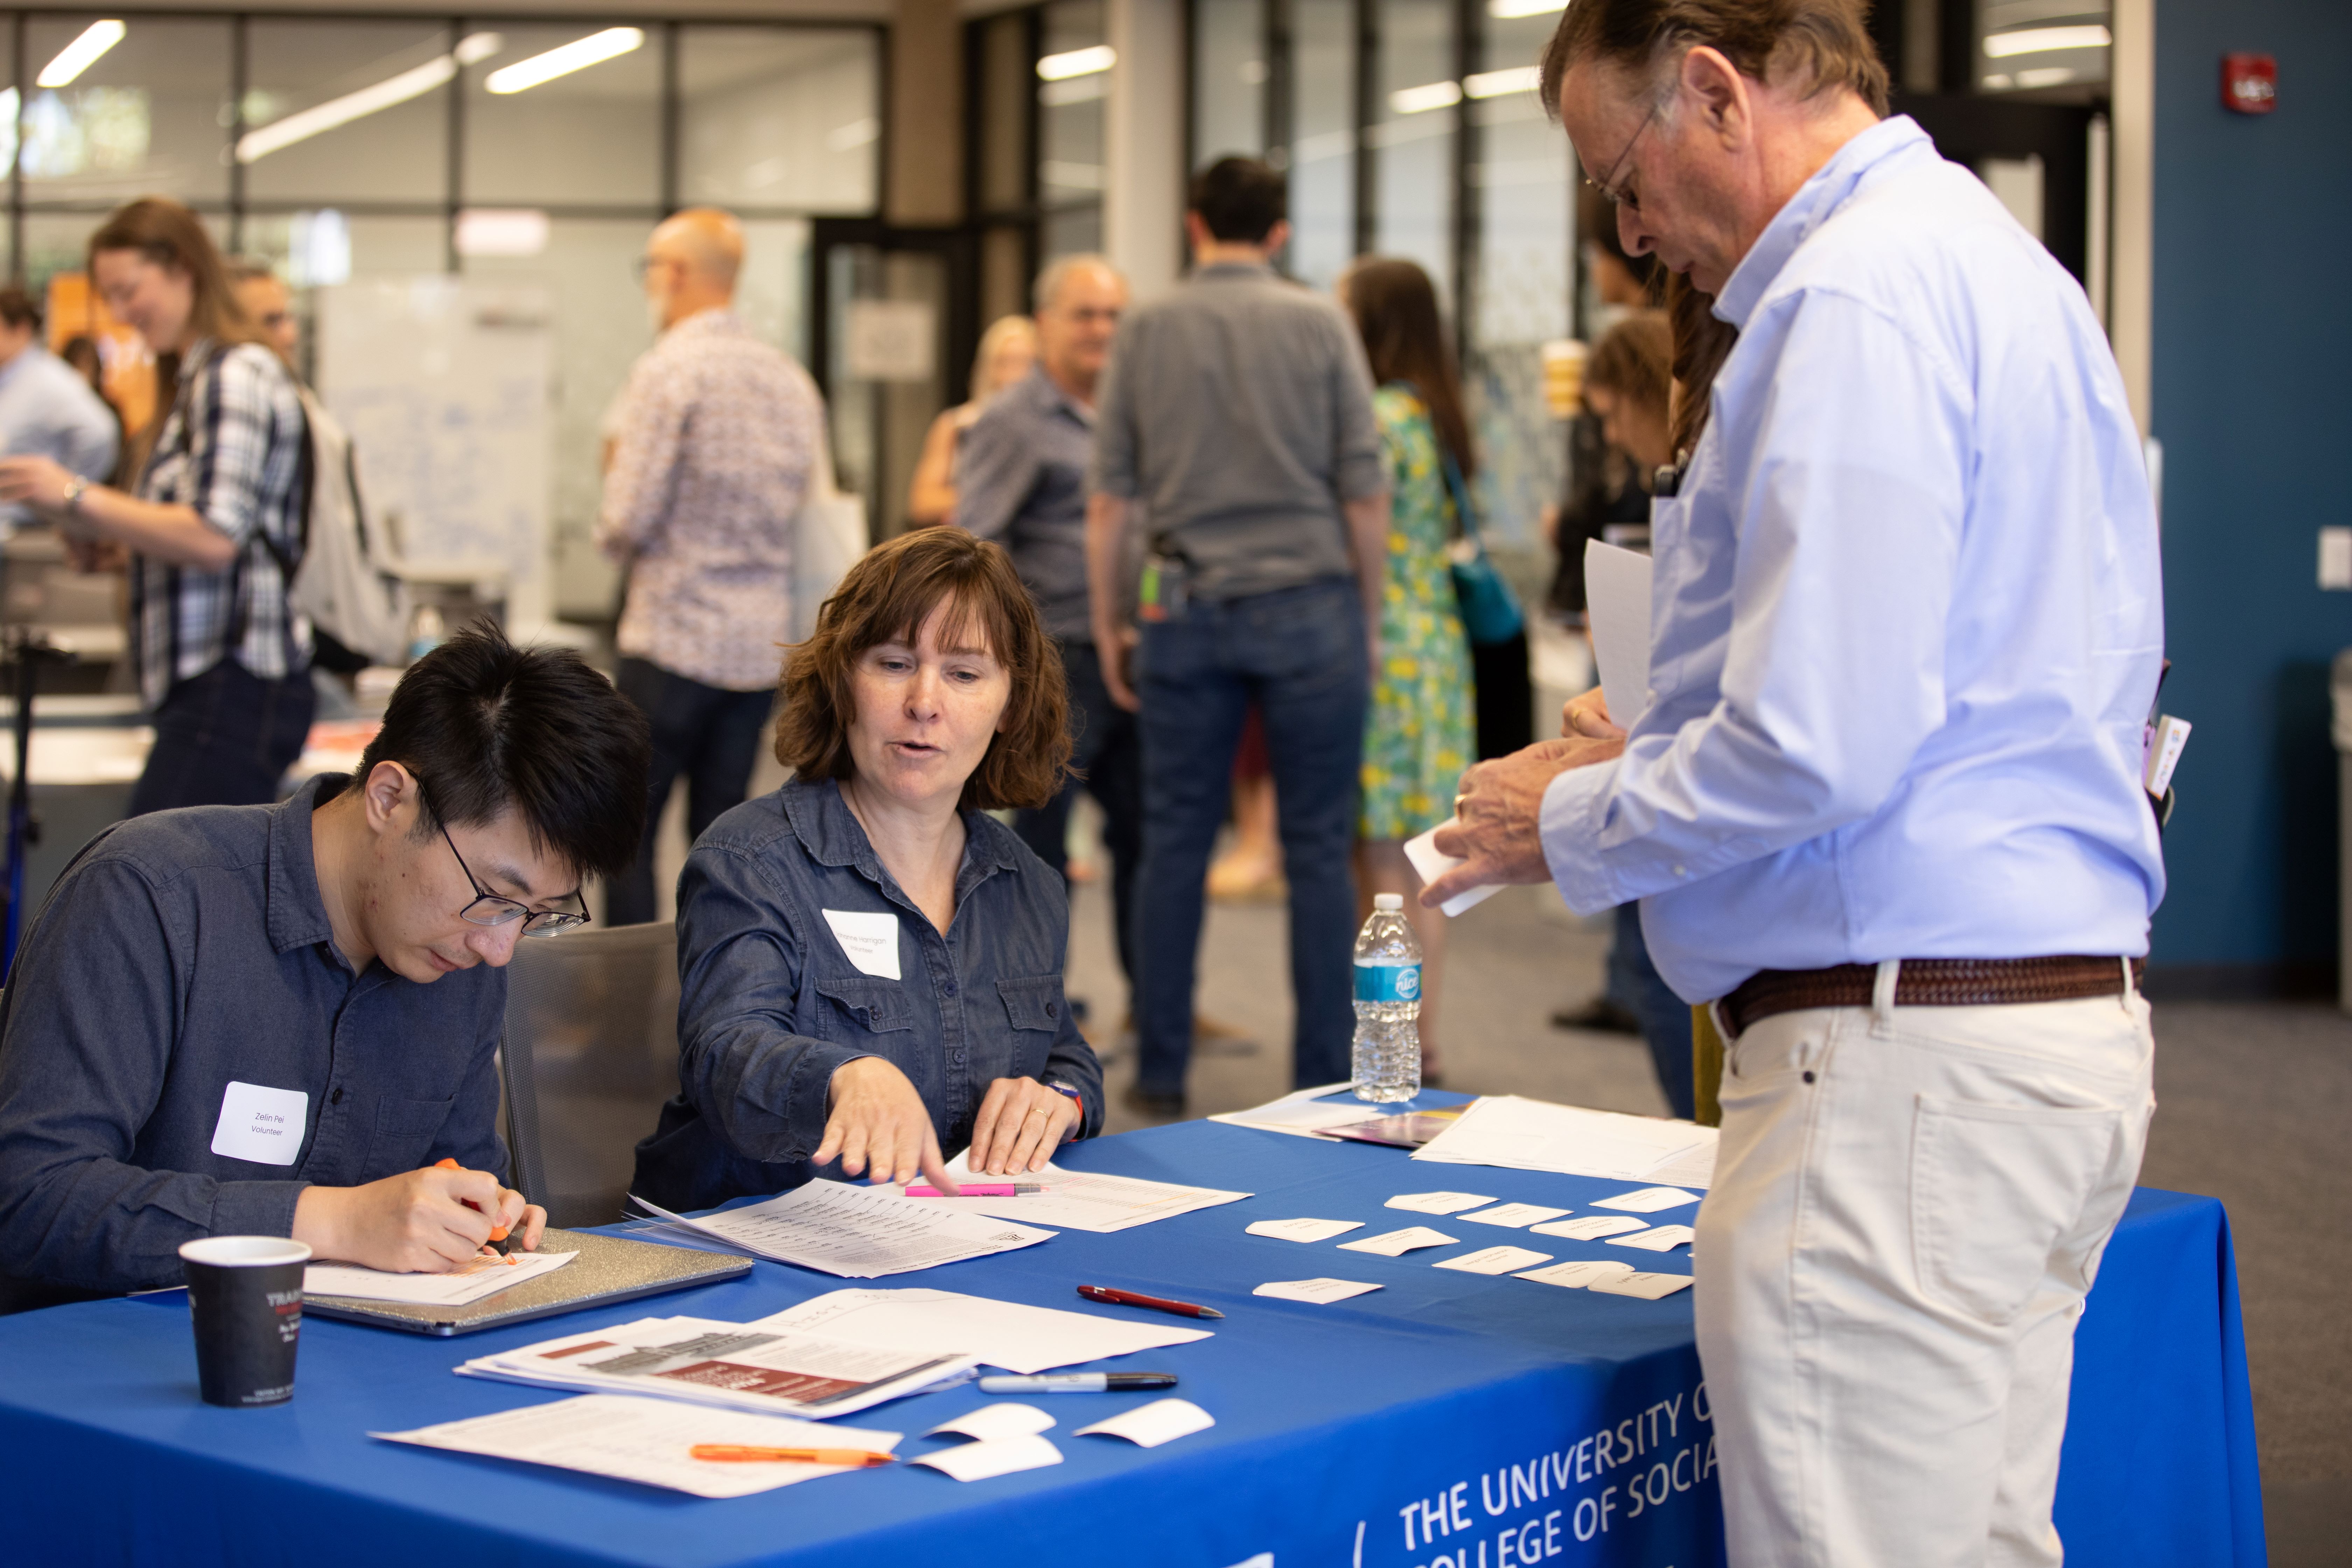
[1418,735,1623,910]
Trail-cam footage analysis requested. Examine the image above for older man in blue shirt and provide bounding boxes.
[0,287,117,530]
[1427,4,2163,1564]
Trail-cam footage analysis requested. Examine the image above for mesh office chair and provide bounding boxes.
[498,921,681,1228]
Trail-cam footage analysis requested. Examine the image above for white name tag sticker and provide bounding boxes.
[210,1080,309,1167]
[822,909,902,980]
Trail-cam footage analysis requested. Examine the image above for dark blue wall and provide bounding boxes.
[2148,0,2352,982]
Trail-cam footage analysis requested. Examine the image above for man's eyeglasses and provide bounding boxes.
[436,817,589,939]
[1585,99,1661,212]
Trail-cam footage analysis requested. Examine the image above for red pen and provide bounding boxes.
[1077,1284,1224,1320]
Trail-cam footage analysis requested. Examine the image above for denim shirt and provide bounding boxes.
[631,777,1105,1212]
[0,776,506,1299]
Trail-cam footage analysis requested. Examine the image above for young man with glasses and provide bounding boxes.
[0,628,649,1311]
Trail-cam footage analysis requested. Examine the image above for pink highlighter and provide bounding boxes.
[904,1183,1044,1197]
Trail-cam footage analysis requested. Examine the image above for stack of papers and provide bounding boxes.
[305,1251,575,1306]
[374,1395,902,1498]
[455,1315,975,1418]
[918,1154,1250,1233]
[630,1181,1055,1278]
[749,1287,1212,1374]
[1414,1096,1717,1187]
[1206,1084,1387,1139]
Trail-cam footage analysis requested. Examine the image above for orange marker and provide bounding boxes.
[435,1158,516,1259]
[690,1445,896,1467]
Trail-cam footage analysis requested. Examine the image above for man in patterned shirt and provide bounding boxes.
[598,208,823,925]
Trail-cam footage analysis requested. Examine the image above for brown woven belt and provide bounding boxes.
[1717,955,2146,1039]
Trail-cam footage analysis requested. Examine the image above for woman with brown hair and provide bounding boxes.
[1337,256,1478,1082]
[0,197,311,814]
[632,527,1105,1213]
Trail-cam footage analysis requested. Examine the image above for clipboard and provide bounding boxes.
[300,1226,752,1337]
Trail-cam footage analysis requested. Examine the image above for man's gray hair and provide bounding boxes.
[1032,252,1122,313]
[222,255,280,287]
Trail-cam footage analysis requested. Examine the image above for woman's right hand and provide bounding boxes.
[815,1056,957,1192]
[1561,686,1625,741]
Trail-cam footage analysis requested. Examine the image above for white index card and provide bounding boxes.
[1252,1278,1385,1304]
[925,1404,1056,1442]
[1432,1245,1553,1276]
[821,909,902,980]
[1588,1271,1694,1300]
[1457,1203,1571,1229]
[1514,1259,1637,1290]
[1075,1398,1216,1449]
[1531,1215,1649,1241]
[1591,1186,1701,1213]
[1338,1226,1458,1256]
[1607,1224,1695,1253]
[1245,1218,1365,1243]
[1385,1191,1495,1215]
[911,1434,1063,1481]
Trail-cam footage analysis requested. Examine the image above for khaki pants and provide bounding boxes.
[1695,964,2155,1567]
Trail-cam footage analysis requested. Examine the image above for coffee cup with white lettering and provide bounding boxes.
[178,1237,311,1408]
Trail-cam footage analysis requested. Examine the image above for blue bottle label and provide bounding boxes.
[1355,960,1422,1003]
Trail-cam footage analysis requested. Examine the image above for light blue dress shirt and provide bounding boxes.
[0,343,118,529]
[1541,117,2165,1004]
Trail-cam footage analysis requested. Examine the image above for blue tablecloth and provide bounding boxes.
[0,1110,2263,1568]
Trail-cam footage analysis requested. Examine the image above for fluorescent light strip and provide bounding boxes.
[485,27,643,94]
[1983,24,2111,57]
[37,19,126,89]
[1037,45,1116,81]
[1488,0,1567,16]
[1390,79,1463,115]
[237,34,502,164]
[1465,65,1540,99]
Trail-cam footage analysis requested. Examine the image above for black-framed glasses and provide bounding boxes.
[1586,99,1661,211]
[436,818,590,939]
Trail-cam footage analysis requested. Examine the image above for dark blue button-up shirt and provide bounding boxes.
[0,776,507,1297]
[632,776,1105,1212]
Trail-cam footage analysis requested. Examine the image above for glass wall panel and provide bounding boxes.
[679,28,878,214]
[236,213,449,381]
[242,21,451,205]
[462,24,659,207]
[20,15,231,204]
[1283,0,1357,291]
[1038,0,1107,257]
[1192,0,1266,163]
[1368,0,1455,302]
[1976,0,2110,94]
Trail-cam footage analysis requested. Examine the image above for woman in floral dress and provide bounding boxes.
[1338,258,1478,1082]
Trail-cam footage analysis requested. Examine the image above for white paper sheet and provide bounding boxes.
[1252,1278,1385,1304]
[911,1433,1064,1480]
[1589,1271,1694,1300]
[1647,1141,1719,1189]
[1456,1203,1570,1230]
[1432,1246,1553,1276]
[923,1154,1250,1233]
[1607,1224,1695,1253]
[1075,1398,1215,1448]
[1337,1226,1458,1256]
[1206,1084,1381,1139]
[1592,1186,1701,1213]
[305,1250,576,1306]
[629,1182,1055,1278]
[1414,1096,1717,1186]
[1385,1191,1497,1215]
[1530,1215,1649,1241]
[1514,1259,1637,1290]
[748,1287,1211,1375]
[371,1394,903,1499]
[1402,820,1503,917]
[926,1403,1055,1441]
[1245,1218,1365,1243]
[1583,540,1652,728]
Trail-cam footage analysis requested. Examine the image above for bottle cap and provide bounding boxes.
[1373,893,1404,911]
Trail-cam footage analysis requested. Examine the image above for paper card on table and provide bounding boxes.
[750,1287,1210,1374]
[1403,820,1502,917]
[821,909,902,980]
[911,1434,1064,1481]
[930,1153,1251,1233]
[1530,1215,1649,1241]
[1384,1191,1496,1215]
[305,1250,575,1307]
[1075,1398,1216,1449]
[629,1182,1054,1278]
[926,1403,1055,1442]
[370,1394,903,1499]
[1206,1084,1382,1140]
[1253,1278,1384,1304]
[1432,1246,1553,1276]
[1456,1203,1570,1230]
[1607,1224,1695,1253]
[1591,1186,1701,1214]
[1338,1226,1457,1256]
[1584,539,1653,728]
[1589,1271,1694,1300]
[1413,1095,1716,1186]
[1514,1259,1637,1290]
[1246,1218,1365,1243]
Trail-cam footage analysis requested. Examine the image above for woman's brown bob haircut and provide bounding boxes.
[776,528,1071,812]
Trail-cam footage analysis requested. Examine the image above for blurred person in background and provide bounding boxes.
[1337,257,1477,1086]
[0,286,119,532]
[599,208,822,926]
[907,315,1040,527]
[0,199,311,813]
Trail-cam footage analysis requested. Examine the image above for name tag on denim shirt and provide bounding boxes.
[210,1080,310,1166]
[823,909,902,980]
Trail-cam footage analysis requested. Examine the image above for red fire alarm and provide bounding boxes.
[2221,53,2276,114]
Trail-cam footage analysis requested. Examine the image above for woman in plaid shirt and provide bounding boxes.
[0,198,311,814]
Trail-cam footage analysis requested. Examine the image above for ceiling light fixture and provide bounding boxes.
[1464,65,1540,99]
[484,27,644,95]
[237,33,502,164]
[1983,24,2111,58]
[1037,45,1116,81]
[1390,79,1464,115]
[1487,0,1567,18]
[37,20,127,89]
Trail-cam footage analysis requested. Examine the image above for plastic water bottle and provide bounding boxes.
[1352,893,1422,1102]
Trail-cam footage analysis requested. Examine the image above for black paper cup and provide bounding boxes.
[178,1237,311,1408]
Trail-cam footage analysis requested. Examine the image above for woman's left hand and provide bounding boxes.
[0,456,72,511]
[967,1077,1079,1175]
